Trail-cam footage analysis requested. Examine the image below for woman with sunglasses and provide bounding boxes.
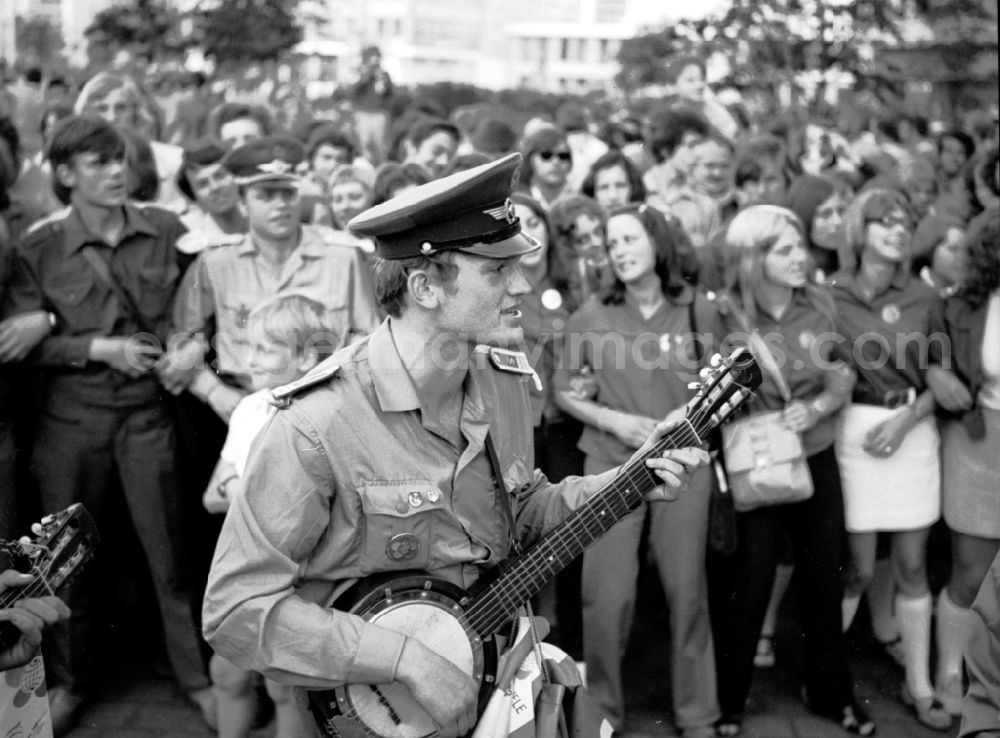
[833,189,952,732]
[519,127,574,210]
[554,203,717,738]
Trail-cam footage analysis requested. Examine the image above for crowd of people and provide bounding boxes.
[0,49,998,738]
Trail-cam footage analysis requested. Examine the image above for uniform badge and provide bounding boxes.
[488,347,543,391]
[541,289,563,311]
[426,488,442,504]
[408,491,424,508]
[881,304,901,324]
[798,330,815,350]
[386,533,420,562]
[258,159,293,175]
[484,198,517,224]
[659,334,672,353]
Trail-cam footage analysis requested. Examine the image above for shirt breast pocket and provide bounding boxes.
[45,273,101,330]
[138,264,180,322]
[358,480,447,572]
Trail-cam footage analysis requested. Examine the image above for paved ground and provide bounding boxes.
[59,569,963,738]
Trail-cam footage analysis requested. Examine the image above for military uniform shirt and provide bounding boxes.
[202,318,617,689]
[830,271,941,403]
[8,203,184,407]
[173,224,380,385]
[719,289,851,456]
[555,288,713,466]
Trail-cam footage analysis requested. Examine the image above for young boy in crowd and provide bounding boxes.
[202,292,334,738]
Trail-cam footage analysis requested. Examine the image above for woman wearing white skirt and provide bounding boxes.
[832,189,951,732]
[926,211,1000,716]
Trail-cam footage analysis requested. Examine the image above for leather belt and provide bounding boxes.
[852,386,917,409]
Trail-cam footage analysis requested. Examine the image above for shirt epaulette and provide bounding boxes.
[267,361,342,408]
[21,207,71,244]
[484,346,542,391]
[203,234,246,251]
[137,202,175,217]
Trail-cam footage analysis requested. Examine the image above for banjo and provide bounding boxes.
[309,348,761,738]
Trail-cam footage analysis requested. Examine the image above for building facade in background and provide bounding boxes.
[294,0,678,92]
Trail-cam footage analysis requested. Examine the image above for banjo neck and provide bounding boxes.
[463,418,705,636]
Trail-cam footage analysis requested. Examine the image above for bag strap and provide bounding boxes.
[687,296,704,364]
[721,293,793,404]
[79,245,155,335]
[484,431,522,556]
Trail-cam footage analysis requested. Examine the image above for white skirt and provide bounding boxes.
[836,404,941,532]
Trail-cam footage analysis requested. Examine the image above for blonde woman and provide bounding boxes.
[833,189,951,732]
[710,205,869,737]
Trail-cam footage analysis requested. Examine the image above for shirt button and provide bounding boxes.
[395,500,409,514]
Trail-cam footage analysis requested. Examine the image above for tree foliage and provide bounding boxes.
[15,15,64,67]
[85,0,187,62]
[200,0,303,69]
[615,0,995,99]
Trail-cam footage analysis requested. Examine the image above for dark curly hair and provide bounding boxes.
[370,162,432,206]
[601,203,699,305]
[580,150,647,205]
[958,208,1000,310]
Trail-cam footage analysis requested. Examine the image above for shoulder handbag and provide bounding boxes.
[719,297,814,512]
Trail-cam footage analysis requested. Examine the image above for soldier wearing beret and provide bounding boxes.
[166,135,380,421]
[203,153,709,737]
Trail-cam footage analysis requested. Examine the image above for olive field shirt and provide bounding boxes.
[555,289,716,466]
[718,290,852,457]
[8,203,184,407]
[173,224,380,386]
[203,319,617,689]
[830,271,941,403]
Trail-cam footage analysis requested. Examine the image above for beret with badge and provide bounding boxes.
[222,135,306,187]
[347,152,540,260]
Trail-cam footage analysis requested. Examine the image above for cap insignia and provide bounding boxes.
[485,198,516,224]
[421,241,434,253]
[258,159,293,175]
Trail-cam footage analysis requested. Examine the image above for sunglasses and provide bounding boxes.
[538,150,572,163]
[870,212,912,229]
